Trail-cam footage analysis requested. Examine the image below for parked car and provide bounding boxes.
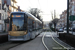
[72,28,75,32]
[57,27,63,32]
[64,27,67,33]
[56,27,60,31]
[63,27,71,33]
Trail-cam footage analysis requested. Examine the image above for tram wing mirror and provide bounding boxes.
[4,19,9,23]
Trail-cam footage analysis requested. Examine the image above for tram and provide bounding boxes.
[8,12,42,41]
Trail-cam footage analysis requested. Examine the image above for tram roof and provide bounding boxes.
[11,12,25,14]
[11,12,42,23]
[26,12,42,23]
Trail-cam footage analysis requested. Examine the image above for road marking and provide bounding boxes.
[42,32,49,50]
[50,29,68,49]
[45,35,51,37]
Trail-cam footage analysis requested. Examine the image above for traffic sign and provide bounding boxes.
[4,3,8,12]
[69,15,75,21]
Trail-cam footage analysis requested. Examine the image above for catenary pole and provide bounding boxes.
[67,0,69,34]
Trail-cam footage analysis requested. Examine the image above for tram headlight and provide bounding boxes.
[8,32,10,35]
[24,32,26,34]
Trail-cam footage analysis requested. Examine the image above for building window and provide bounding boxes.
[0,13,1,20]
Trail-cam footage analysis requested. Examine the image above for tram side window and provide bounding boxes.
[28,19,33,32]
[24,14,28,30]
[34,21,36,30]
[32,20,35,31]
[25,14,28,23]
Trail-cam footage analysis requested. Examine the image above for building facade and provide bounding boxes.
[0,0,9,32]
[0,0,19,32]
[69,0,75,16]
[59,10,67,27]
[69,0,75,27]
[9,0,18,12]
[0,0,24,32]
[58,0,75,27]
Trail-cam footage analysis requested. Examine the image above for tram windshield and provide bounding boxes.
[11,13,26,31]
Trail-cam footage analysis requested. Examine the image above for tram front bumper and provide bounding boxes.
[8,35,26,41]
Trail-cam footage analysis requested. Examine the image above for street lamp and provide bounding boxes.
[67,0,69,34]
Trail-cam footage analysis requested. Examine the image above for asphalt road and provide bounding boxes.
[9,32,62,50]
[0,42,21,50]
[9,37,46,50]
[0,31,70,50]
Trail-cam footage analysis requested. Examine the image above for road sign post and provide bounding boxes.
[67,0,69,34]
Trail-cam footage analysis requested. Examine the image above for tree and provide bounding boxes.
[49,22,53,28]
[49,18,59,31]
[52,18,59,30]
[28,8,42,20]
[52,18,59,24]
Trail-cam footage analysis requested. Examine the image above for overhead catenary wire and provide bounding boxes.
[28,0,40,9]
[28,0,32,8]
[37,0,42,10]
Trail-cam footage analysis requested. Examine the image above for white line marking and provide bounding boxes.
[42,32,49,50]
[50,29,68,49]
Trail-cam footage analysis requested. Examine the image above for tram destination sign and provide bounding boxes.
[12,15,24,17]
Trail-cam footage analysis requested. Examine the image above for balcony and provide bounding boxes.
[11,0,17,3]
[11,2,18,9]
[9,5,11,10]
[13,3,18,9]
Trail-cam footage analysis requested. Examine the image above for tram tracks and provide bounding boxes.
[42,31,49,50]
[42,29,67,50]
[50,29,67,49]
